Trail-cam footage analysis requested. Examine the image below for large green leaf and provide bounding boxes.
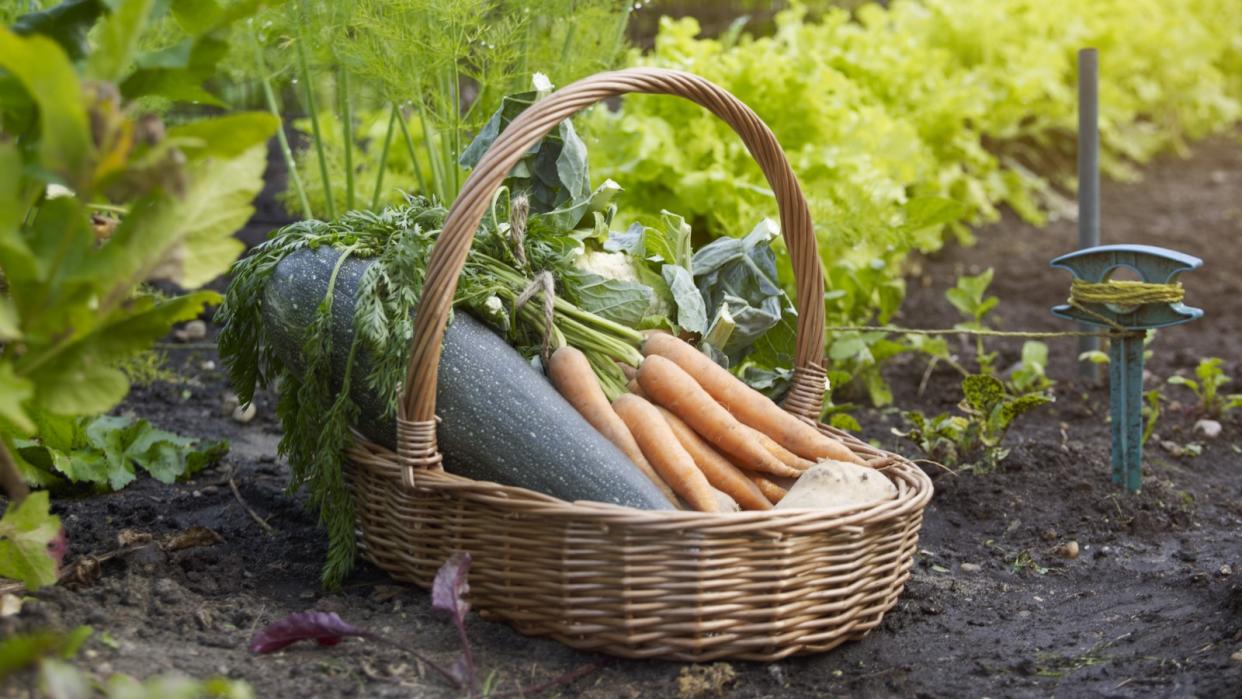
[567,270,652,326]
[0,142,38,291]
[0,363,35,435]
[120,32,229,105]
[0,28,91,185]
[0,297,18,340]
[170,0,262,37]
[167,112,280,160]
[9,0,106,61]
[15,197,92,329]
[93,143,268,289]
[175,145,268,287]
[0,491,60,590]
[26,291,216,416]
[31,359,129,417]
[85,0,156,82]
[169,0,225,32]
[661,264,706,334]
[645,211,694,270]
[83,291,219,362]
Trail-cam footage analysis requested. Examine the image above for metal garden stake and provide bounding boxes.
[1050,244,1203,493]
[1077,48,1101,379]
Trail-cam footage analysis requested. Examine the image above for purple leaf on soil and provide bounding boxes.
[248,611,372,654]
[48,526,67,569]
[448,654,473,688]
[431,552,476,689]
[431,552,472,626]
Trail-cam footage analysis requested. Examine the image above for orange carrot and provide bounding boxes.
[627,378,648,399]
[613,395,721,512]
[548,347,677,504]
[742,424,816,471]
[745,472,788,505]
[656,406,772,511]
[642,333,864,464]
[617,362,638,381]
[637,356,798,478]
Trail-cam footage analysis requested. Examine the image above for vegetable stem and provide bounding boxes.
[559,1,579,66]
[293,0,335,220]
[395,106,431,198]
[338,64,354,212]
[248,20,311,220]
[0,439,29,504]
[371,105,398,211]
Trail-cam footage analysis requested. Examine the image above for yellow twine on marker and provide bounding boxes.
[1068,279,1184,306]
[1066,279,1183,332]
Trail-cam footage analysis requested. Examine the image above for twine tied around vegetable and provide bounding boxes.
[508,194,557,363]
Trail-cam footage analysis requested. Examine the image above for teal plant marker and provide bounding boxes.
[1050,244,1203,492]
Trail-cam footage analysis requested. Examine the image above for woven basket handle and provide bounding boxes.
[396,68,826,470]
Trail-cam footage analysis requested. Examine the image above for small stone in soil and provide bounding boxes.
[232,403,257,424]
[960,563,981,573]
[174,320,208,342]
[1232,649,1242,663]
[1057,541,1080,559]
[0,593,21,617]
[1194,419,1222,439]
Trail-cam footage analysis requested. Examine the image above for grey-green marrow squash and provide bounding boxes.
[261,247,674,510]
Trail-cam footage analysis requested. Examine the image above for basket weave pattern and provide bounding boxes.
[345,68,933,661]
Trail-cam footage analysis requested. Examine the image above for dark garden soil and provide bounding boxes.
[4,136,1242,698]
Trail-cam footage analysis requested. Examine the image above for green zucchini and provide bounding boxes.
[261,247,674,510]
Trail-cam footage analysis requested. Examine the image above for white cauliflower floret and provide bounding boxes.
[574,250,641,283]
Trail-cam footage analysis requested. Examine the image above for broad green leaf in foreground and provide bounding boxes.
[0,491,61,590]
[167,112,281,160]
[0,364,36,435]
[85,0,156,82]
[0,28,91,185]
[94,142,269,290]
[9,0,106,61]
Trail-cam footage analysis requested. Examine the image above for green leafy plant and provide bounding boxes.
[1167,357,1242,417]
[0,491,61,590]
[246,0,635,220]
[0,624,251,698]
[896,267,1054,470]
[894,374,1051,472]
[945,268,999,374]
[588,0,1242,398]
[12,414,227,491]
[1,0,274,583]
[1010,340,1053,395]
[1142,388,1162,445]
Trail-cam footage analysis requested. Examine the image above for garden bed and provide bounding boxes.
[4,136,1240,697]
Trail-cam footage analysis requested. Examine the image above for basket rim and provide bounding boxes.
[346,436,934,533]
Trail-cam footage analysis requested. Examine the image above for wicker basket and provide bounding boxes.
[344,68,933,662]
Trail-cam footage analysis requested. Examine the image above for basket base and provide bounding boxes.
[346,436,932,662]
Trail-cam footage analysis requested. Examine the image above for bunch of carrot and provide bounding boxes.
[547,333,867,512]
